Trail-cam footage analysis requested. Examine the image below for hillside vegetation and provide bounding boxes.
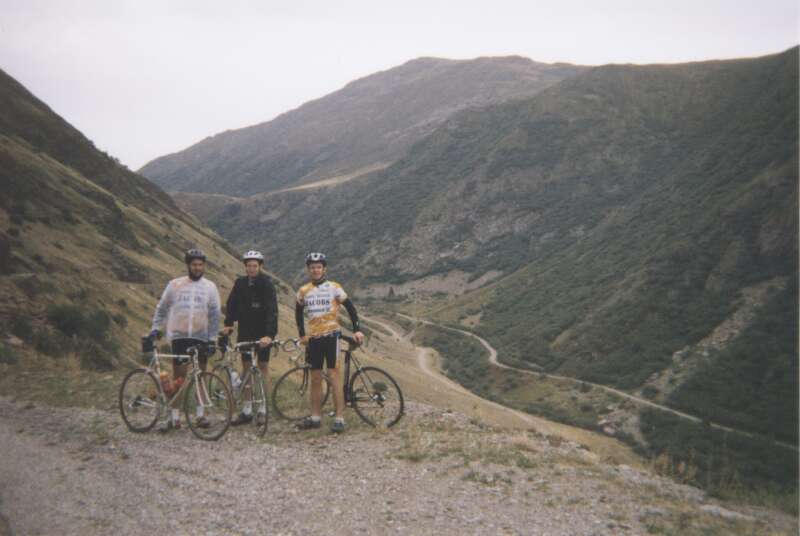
[0,67,296,376]
[166,50,798,455]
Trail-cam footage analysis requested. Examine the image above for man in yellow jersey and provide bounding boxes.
[295,252,364,433]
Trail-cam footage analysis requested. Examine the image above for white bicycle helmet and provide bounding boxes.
[305,252,327,266]
[242,250,264,264]
[184,248,206,264]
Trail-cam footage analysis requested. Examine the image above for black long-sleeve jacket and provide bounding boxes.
[224,272,278,340]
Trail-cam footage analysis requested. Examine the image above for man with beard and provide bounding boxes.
[150,248,222,432]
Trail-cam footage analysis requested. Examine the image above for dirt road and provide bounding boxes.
[395,314,798,453]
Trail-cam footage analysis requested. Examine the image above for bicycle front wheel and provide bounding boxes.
[119,368,161,432]
[247,369,269,437]
[272,367,330,421]
[210,364,236,408]
[184,372,233,441]
[350,366,404,428]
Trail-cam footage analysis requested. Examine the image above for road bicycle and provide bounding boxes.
[119,338,233,441]
[208,335,292,437]
[272,334,404,427]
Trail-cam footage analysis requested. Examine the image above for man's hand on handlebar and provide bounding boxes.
[259,336,273,348]
[353,331,365,345]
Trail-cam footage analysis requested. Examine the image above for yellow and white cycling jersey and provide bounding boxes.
[296,280,348,337]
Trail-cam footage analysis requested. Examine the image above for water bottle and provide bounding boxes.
[159,371,173,396]
[231,370,242,391]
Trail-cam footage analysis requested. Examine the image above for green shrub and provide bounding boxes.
[33,327,69,357]
[78,340,115,372]
[88,310,112,339]
[0,233,12,274]
[641,385,660,400]
[10,315,33,342]
[0,343,18,364]
[46,304,113,340]
[639,408,798,501]
[46,304,90,337]
[112,313,128,327]
[9,203,27,225]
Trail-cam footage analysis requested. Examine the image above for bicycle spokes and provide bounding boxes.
[129,395,158,409]
[184,372,233,441]
[272,366,331,421]
[119,369,161,433]
[350,367,404,427]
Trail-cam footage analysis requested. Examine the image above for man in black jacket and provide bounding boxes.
[222,250,278,425]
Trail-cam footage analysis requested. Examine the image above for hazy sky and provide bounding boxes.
[1,0,797,169]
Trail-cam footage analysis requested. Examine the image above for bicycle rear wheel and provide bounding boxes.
[119,368,161,432]
[272,366,330,421]
[184,372,233,441]
[350,366,404,428]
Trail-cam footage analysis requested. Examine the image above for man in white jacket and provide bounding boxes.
[150,248,222,431]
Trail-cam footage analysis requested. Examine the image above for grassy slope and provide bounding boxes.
[0,66,298,390]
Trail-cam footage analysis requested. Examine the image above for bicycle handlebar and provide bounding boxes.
[212,335,357,359]
[340,334,360,348]
[215,337,301,355]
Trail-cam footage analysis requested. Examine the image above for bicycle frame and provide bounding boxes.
[286,335,360,403]
[143,345,206,409]
[216,338,295,392]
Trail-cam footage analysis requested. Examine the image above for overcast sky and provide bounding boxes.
[1,0,797,169]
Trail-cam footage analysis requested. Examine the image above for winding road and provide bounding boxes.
[387,313,798,453]
[360,313,560,433]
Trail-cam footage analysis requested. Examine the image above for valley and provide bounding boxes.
[0,44,797,534]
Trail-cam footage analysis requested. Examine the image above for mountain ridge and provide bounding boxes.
[139,55,586,195]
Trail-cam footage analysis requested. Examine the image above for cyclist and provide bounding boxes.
[149,248,222,432]
[221,250,279,425]
[295,252,364,433]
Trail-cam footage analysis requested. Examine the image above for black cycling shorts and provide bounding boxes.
[171,338,210,366]
[306,332,340,370]
[240,346,270,363]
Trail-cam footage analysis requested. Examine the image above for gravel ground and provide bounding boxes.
[0,397,794,536]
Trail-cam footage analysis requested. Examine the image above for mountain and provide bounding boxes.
[0,67,295,371]
[180,48,798,447]
[139,56,585,196]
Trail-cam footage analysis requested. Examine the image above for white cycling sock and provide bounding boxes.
[258,401,266,415]
[196,406,205,418]
[243,401,253,415]
[171,409,180,423]
[334,417,344,424]
[310,415,321,422]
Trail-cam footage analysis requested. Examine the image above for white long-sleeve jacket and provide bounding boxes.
[151,276,221,342]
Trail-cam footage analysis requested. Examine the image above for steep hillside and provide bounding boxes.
[140,56,584,195]
[0,67,295,372]
[191,48,798,445]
